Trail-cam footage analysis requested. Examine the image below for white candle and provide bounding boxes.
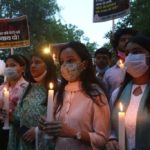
[47,82,54,122]
[118,59,126,82]
[35,127,39,150]
[3,87,9,129]
[52,53,58,66]
[118,102,125,150]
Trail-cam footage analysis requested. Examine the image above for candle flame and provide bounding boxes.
[118,59,124,69]
[49,82,54,90]
[119,102,123,112]
[52,53,56,62]
[3,87,8,94]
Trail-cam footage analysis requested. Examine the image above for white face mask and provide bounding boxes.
[125,54,149,78]
[61,62,82,82]
[4,67,19,80]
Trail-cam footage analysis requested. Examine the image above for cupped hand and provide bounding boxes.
[0,109,7,123]
[22,127,35,143]
[39,116,76,138]
[105,140,120,150]
[39,116,62,136]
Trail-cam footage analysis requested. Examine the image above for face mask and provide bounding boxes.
[33,70,47,82]
[125,54,149,78]
[60,62,82,82]
[4,67,19,80]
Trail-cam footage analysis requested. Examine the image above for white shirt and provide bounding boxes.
[103,64,126,97]
[110,84,147,150]
[125,84,146,150]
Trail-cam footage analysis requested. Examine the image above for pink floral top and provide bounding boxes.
[55,81,110,150]
[0,77,28,112]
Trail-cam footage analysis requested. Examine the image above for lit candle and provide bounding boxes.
[118,102,125,150]
[47,82,54,122]
[118,59,125,69]
[3,87,9,129]
[117,59,126,82]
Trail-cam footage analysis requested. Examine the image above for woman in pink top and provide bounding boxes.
[0,54,28,150]
[39,41,110,150]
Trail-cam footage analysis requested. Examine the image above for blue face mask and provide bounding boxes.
[4,67,19,80]
[125,54,149,78]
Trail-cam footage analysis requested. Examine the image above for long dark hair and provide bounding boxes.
[54,41,107,115]
[30,51,58,91]
[114,73,132,106]
[114,73,150,111]
[19,51,58,107]
[114,35,150,110]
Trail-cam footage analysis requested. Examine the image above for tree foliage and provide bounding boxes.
[103,0,150,51]
[116,0,150,36]
[0,0,97,59]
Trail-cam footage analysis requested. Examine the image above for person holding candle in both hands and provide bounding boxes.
[39,41,110,150]
[105,35,150,150]
[8,50,58,150]
[0,54,29,150]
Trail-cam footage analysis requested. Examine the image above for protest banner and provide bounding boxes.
[93,0,130,22]
[0,15,30,48]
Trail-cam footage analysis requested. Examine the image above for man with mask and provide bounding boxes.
[103,28,137,98]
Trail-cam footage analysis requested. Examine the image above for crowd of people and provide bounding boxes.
[0,28,150,150]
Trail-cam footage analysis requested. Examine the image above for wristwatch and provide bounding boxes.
[75,131,81,140]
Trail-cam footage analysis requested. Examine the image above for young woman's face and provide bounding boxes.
[30,56,47,78]
[60,47,86,82]
[126,42,150,64]
[126,42,150,55]
[6,58,24,78]
[60,48,82,65]
[125,42,150,78]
